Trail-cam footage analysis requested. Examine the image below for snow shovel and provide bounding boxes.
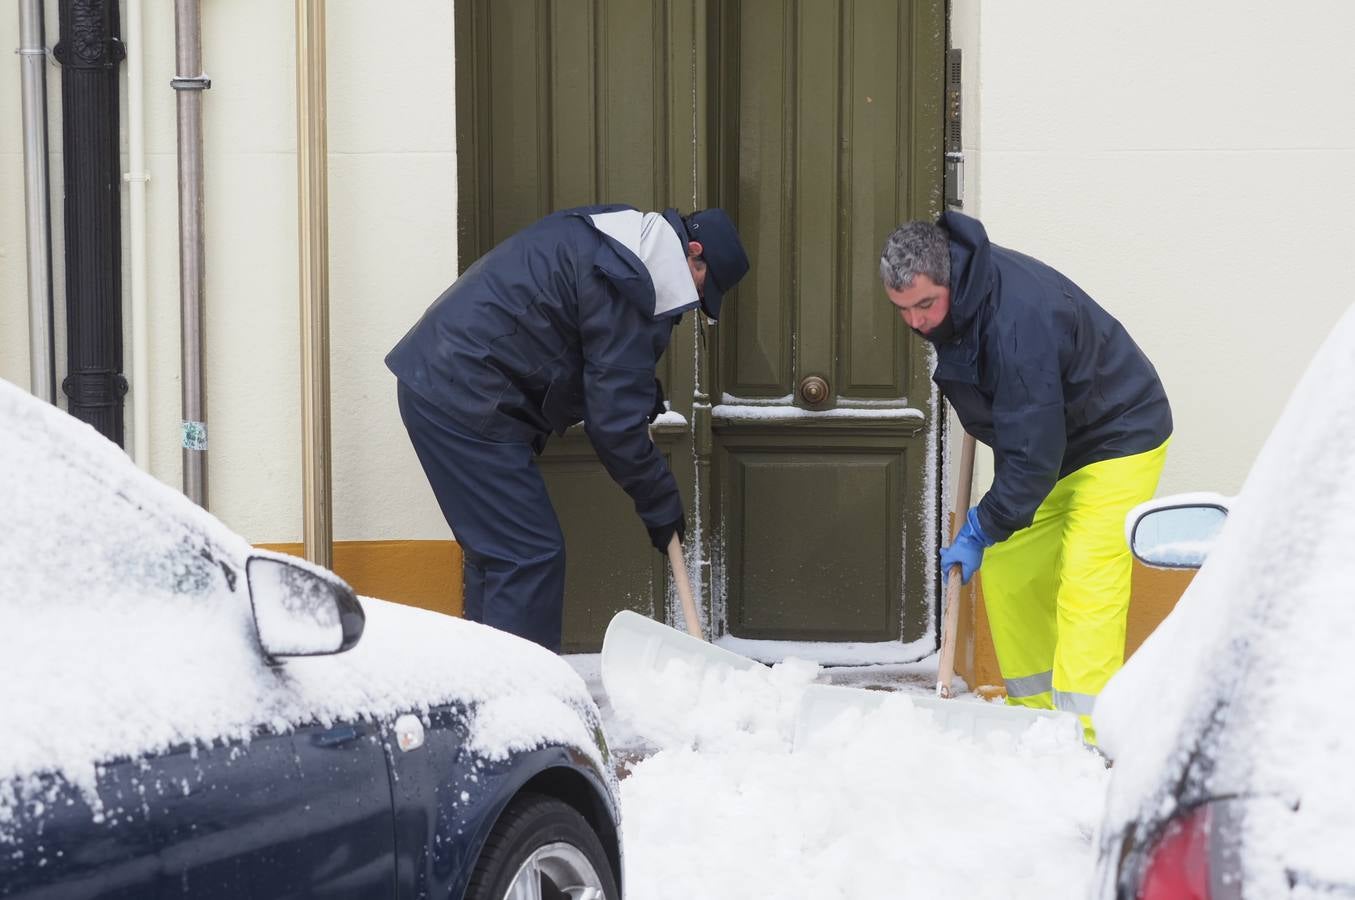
[601,608,761,700]
[790,429,1081,748]
[936,431,978,698]
[920,430,1080,738]
[599,536,754,702]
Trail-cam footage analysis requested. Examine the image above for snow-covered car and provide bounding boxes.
[1092,305,1355,899]
[0,380,622,899]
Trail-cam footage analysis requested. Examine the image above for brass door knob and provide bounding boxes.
[799,375,829,406]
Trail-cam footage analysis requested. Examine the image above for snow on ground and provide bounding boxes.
[568,651,1109,900]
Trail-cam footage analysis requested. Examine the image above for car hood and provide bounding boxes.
[1093,304,1355,888]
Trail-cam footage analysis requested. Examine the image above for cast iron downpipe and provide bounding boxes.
[54,0,127,443]
[18,0,56,403]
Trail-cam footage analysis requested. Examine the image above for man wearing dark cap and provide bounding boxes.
[387,204,749,652]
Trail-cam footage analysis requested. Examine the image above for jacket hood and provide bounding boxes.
[581,206,700,320]
[940,210,995,335]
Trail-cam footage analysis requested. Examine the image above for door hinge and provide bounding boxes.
[944,48,963,210]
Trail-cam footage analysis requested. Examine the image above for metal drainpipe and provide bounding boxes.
[296,0,333,568]
[18,0,56,403]
[125,0,150,469]
[54,0,128,443]
[173,0,210,506]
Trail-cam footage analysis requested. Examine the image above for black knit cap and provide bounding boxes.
[685,208,749,320]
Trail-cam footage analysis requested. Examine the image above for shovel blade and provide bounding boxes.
[600,609,759,703]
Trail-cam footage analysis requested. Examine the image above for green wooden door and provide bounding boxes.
[707,0,944,644]
[456,0,944,652]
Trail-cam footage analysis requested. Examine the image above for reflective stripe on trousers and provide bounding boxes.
[1002,672,1098,717]
[981,439,1169,743]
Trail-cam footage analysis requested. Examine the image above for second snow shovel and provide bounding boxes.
[936,431,977,698]
[600,496,1081,747]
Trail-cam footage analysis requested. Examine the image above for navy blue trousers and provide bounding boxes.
[397,382,565,652]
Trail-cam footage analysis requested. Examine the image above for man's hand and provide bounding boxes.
[939,507,995,584]
[647,515,685,553]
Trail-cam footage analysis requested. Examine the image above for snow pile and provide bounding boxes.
[0,379,603,826]
[609,654,1107,899]
[606,651,820,753]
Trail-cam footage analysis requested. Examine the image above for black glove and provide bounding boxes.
[647,515,685,553]
[649,378,667,424]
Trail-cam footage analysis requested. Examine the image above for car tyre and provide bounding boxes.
[465,791,619,900]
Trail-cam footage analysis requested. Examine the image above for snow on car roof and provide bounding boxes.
[1095,303,1355,884]
[0,380,599,825]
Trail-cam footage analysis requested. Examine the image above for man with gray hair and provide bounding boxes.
[880,211,1172,743]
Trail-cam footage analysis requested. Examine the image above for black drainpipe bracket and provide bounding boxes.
[52,36,125,69]
[62,370,130,409]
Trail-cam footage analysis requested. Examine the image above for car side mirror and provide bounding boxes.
[245,552,365,658]
[1126,498,1230,570]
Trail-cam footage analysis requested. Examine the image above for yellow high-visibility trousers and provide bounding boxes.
[979,440,1169,743]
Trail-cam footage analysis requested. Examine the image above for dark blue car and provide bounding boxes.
[0,379,622,899]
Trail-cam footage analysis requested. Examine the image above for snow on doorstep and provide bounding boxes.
[711,403,924,422]
[649,409,688,428]
[0,379,600,822]
[607,650,1107,900]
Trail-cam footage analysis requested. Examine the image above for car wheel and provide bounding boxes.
[465,791,619,900]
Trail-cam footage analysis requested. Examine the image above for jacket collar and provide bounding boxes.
[939,210,995,337]
[586,208,700,319]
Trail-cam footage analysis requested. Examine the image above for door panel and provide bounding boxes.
[725,445,906,637]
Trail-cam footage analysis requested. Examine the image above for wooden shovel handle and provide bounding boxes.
[937,432,977,698]
[667,534,703,638]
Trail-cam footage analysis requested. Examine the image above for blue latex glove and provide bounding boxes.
[940,507,995,585]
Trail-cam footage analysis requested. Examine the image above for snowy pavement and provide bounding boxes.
[568,653,1109,900]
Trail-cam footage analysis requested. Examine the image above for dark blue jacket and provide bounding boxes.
[935,212,1172,542]
[386,205,690,529]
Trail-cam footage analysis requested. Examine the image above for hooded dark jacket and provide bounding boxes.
[385,204,696,530]
[934,211,1172,542]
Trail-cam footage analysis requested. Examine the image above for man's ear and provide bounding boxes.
[687,240,704,259]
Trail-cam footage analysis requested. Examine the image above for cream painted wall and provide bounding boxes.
[1,1,454,543]
[10,2,1352,548]
[949,0,1355,499]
